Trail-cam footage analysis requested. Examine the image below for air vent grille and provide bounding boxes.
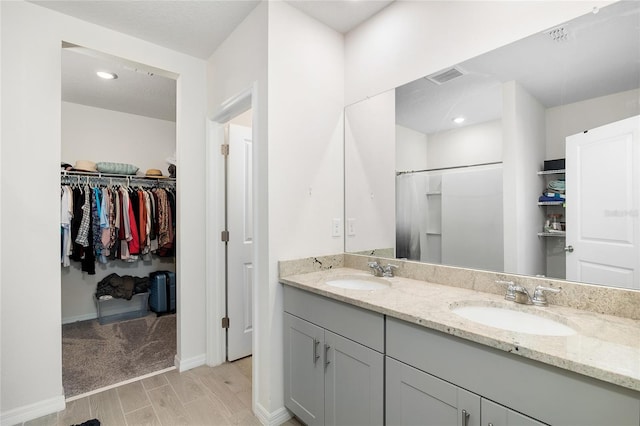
[426,66,465,85]
[547,26,568,42]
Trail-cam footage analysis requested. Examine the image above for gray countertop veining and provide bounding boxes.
[280,266,640,393]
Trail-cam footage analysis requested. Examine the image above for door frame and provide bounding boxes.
[205,83,259,402]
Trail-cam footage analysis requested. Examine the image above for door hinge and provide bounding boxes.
[221,230,229,242]
[221,144,229,156]
[221,317,230,329]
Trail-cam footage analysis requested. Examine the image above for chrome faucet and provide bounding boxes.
[368,261,398,277]
[382,264,398,277]
[368,261,385,277]
[496,281,561,306]
[532,285,561,306]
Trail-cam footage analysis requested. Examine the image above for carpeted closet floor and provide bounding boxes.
[62,313,176,398]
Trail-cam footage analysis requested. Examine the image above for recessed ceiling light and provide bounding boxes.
[96,71,118,80]
[453,116,465,124]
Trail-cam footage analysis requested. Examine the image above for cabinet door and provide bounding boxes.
[386,357,480,426]
[324,331,384,426]
[481,399,547,426]
[283,313,325,426]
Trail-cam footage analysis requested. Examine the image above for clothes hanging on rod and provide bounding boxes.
[60,172,176,274]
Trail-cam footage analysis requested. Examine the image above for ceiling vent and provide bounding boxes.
[426,66,466,85]
[547,26,569,42]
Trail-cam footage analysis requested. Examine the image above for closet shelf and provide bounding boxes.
[61,170,175,188]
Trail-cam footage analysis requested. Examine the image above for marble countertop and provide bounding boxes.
[280,267,640,393]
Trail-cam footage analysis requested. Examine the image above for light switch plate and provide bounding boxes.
[347,218,356,236]
[332,218,341,237]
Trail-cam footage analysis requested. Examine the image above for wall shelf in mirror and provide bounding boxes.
[538,231,566,238]
[538,201,565,206]
[537,169,565,176]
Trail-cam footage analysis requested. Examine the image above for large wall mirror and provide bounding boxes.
[345,1,640,290]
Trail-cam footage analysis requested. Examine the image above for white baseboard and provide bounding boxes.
[61,312,97,325]
[175,353,206,372]
[0,395,66,425]
[254,403,292,426]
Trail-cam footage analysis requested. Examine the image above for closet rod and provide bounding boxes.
[61,170,175,189]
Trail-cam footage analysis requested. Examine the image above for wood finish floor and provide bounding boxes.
[19,357,302,426]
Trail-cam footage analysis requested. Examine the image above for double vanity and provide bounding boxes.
[280,254,640,426]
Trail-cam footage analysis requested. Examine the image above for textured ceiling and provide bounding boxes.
[62,46,177,122]
[395,1,640,135]
[32,0,261,59]
[285,0,394,33]
[33,0,395,59]
[44,0,396,121]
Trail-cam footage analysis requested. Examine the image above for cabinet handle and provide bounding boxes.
[324,344,331,368]
[488,423,494,426]
[462,409,470,426]
[313,339,320,364]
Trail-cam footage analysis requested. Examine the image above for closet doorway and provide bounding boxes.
[60,44,178,398]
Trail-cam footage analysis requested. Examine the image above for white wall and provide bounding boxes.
[61,102,177,324]
[396,125,427,172]
[345,90,395,253]
[206,1,271,420]
[62,102,176,175]
[344,1,614,105]
[546,88,640,159]
[1,2,207,423]
[502,81,546,276]
[210,8,344,423]
[427,120,502,169]
[267,1,344,420]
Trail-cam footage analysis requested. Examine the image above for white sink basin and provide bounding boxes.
[451,304,576,336]
[326,275,390,290]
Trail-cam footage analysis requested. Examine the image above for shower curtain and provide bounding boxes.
[396,174,422,260]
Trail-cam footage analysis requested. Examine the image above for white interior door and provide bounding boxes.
[227,123,253,361]
[566,115,640,289]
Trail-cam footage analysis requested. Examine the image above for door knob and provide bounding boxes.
[564,245,574,253]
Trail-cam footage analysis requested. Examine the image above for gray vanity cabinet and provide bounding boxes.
[323,330,383,426]
[481,399,545,426]
[386,356,545,426]
[386,318,640,426]
[283,313,325,425]
[283,286,384,426]
[386,356,481,426]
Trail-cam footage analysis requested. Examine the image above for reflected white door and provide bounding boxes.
[566,115,640,289]
[227,123,253,361]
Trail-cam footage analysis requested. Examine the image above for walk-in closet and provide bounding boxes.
[60,44,178,398]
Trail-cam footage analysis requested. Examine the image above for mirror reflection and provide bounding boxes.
[345,1,640,290]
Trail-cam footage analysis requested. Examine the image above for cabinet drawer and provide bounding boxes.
[386,317,640,426]
[284,286,384,352]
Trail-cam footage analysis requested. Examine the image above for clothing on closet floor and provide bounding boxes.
[96,273,150,300]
